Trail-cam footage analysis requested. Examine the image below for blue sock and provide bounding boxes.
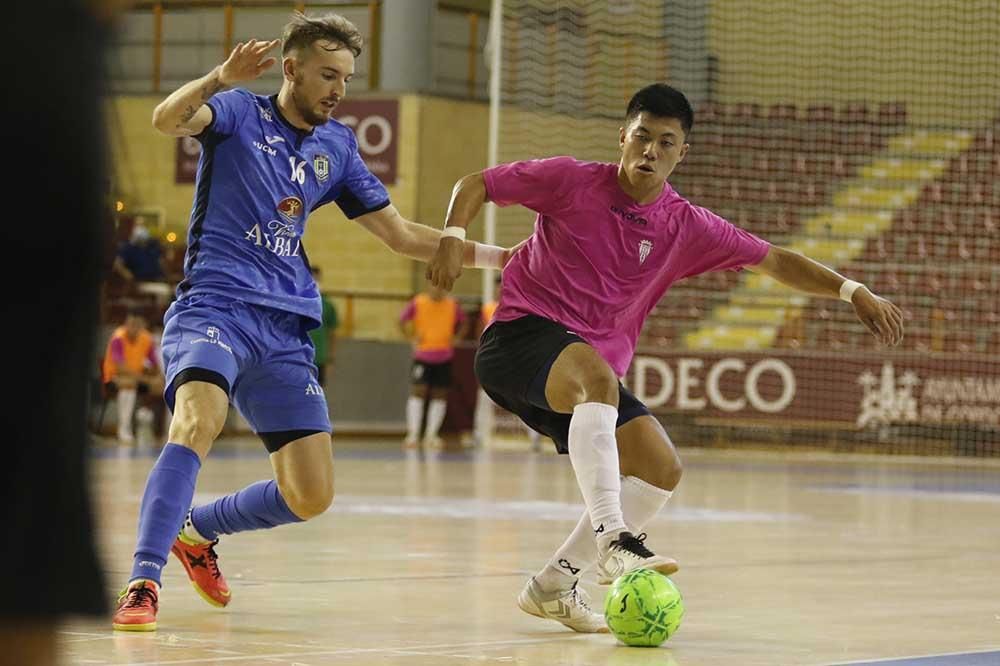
[190,480,303,539]
[130,443,202,586]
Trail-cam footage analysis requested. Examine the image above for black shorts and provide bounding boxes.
[411,360,453,388]
[475,315,650,454]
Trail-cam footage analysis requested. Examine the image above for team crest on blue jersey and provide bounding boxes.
[313,154,330,183]
[277,196,304,223]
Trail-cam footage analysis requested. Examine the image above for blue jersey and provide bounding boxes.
[179,89,390,325]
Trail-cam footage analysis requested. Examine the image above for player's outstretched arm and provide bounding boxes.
[151,39,280,137]
[425,172,490,290]
[354,199,519,277]
[749,245,904,346]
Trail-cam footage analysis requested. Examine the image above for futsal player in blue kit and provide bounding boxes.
[113,12,513,631]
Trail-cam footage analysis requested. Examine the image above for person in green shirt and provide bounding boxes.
[309,266,339,388]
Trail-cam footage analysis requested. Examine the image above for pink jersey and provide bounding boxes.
[483,157,770,376]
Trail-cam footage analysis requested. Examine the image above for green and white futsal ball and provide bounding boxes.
[604,569,684,647]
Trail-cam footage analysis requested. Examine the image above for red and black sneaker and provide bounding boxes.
[171,536,232,607]
[112,581,159,632]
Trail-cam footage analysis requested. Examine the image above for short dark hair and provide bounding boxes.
[625,84,694,136]
[282,11,363,58]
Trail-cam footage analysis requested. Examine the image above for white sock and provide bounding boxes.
[405,396,424,442]
[568,402,626,550]
[116,387,137,439]
[474,388,491,441]
[179,509,211,545]
[535,474,673,592]
[424,399,447,440]
[620,474,673,533]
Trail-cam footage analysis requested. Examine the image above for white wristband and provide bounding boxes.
[840,279,864,303]
[441,226,467,241]
[473,242,505,269]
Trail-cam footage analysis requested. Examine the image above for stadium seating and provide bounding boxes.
[642,101,999,355]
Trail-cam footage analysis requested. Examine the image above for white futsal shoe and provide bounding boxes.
[517,577,609,633]
[596,531,679,585]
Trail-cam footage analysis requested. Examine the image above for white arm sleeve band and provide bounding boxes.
[840,279,864,303]
[473,242,506,269]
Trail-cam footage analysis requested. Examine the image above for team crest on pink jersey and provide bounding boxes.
[277,196,304,223]
[639,239,653,264]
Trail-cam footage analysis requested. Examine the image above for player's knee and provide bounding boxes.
[659,456,683,490]
[168,411,225,451]
[646,443,683,490]
[579,368,619,407]
[631,459,682,492]
[624,442,683,491]
[280,479,334,520]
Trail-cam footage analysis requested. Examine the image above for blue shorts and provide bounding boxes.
[161,294,331,436]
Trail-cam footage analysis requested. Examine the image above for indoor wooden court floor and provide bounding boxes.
[64,439,1000,666]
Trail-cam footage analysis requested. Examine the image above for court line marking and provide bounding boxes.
[94,439,1000,470]
[818,647,1000,665]
[116,635,592,665]
[97,569,533,584]
[807,485,1000,502]
[290,493,808,524]
[62,630,302,649]
[230,571,530,584]
[98,551,953,589]
[683,552,953,570]
[239,552,952,583]
[677,447,1000,470]
[61,630,399,652]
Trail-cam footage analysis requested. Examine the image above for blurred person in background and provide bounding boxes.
[399,281,468,449]
[308,266,339,389]
[0,1,114,663]
[113,220,167,283]
[102,312,166,445]
[473,274,542,450]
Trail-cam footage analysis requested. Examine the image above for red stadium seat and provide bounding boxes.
[876,101,906,125]
[840,102,870,124]
[767,103,798,121]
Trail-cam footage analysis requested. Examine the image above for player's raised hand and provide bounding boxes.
[426,236,464,291]
[852,288,904,347]
[219,39,281,86]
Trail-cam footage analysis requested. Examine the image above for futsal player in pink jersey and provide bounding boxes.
[427,84,903,633]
